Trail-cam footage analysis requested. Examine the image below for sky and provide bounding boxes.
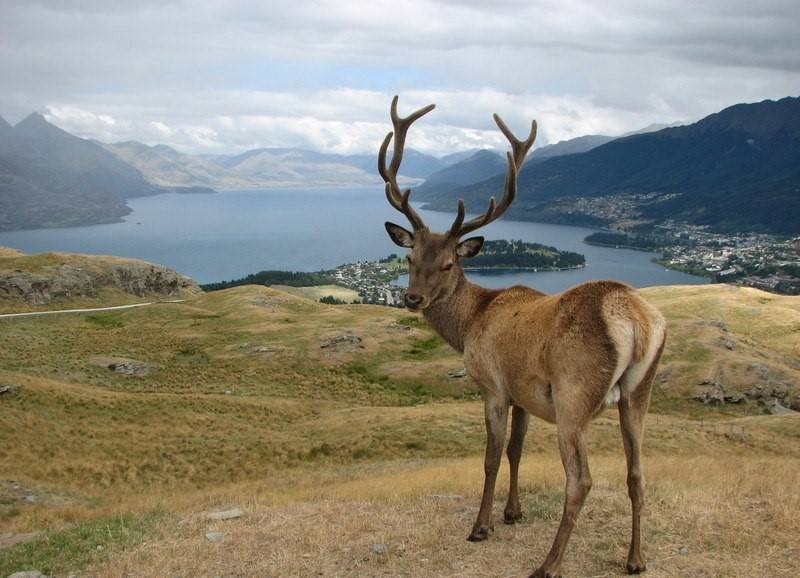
[1,0,798,156]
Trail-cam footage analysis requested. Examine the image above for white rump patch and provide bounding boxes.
[604,384,621,407]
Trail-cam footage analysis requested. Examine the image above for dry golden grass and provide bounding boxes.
[1,282,799,577]
[641,284,800,412]
[89,452,800,578]
[0,246,26,258]
[274,283,362,303]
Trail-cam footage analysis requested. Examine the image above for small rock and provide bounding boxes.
[95,544,104,552]
[0,385,14,396]
[7,572,51,578]
[0,532,39,549]
[371,543,389,555]
[206,531,224,542]
[206,508,244,521]
[106,359,155,376]
[702,319,727,331]
[250,345,280,354]
[320,334,363,349]
[447,367,467,379]
[678,546,689,556]
[23,494,38,503]
[764,399,796,415]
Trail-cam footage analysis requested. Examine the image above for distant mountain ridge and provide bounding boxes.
[1,112,452,231]
[424,97,800,235]
[0,113,162,231]
[101,141,445,190]
[416,149,506,198]
[2,99,798,235]
[415,122,679,199]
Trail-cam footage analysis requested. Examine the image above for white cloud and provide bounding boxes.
[4,1,798,154]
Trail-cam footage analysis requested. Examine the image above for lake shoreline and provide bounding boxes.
[0,187,709,292]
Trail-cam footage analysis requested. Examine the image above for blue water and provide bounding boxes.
[0,188,707,292]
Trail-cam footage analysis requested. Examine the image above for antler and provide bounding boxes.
[448,114,537,238]
[378,95,435,230]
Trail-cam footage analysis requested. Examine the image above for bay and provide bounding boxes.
[0,187,707,292]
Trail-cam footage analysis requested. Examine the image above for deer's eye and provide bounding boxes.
[442,262,454,271]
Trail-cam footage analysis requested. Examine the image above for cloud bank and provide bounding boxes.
[1,0,797,154]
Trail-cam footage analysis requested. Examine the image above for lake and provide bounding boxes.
[0,188,707,292]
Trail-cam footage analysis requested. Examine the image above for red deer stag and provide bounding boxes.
[379,96,666,578]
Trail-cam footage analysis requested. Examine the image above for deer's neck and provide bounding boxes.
[422,270,494,353]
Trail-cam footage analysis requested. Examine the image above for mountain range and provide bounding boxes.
[415,122,680,198]
[101,142,448,191]
[1,98,798,234]
[0,114,452,231]
[420,97,800,235]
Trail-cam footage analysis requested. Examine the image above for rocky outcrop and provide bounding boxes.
[0,250,201,305]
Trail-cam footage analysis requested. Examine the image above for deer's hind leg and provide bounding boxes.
[529,370,609,578]
[504,405,529,524]
[618,342,664,574]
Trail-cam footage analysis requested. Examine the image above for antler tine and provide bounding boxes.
[448,199,466,237]
[377,95,435,230]
[494,114,537,168]
[449,115,536,238]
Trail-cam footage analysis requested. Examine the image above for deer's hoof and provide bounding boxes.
[529,568,561,578]
[466,525,491,542]
[626,560,647,574]
[528,568,561,578]
[503,509,523,524]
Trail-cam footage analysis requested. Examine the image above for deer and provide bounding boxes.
[378,96,667,578]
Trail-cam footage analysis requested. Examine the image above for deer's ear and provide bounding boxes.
[385,222,415,248]
[456,236,484,258]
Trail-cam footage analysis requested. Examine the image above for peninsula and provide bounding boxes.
[202,239,585,306]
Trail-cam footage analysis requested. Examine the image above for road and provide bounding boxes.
[0,300,185,319]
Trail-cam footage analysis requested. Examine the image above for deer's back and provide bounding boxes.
[463,280,665,421]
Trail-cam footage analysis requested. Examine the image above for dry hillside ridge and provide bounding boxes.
[0,247,201,311]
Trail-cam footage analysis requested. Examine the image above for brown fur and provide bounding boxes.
[419,260,666,578]
[379,97,666,577]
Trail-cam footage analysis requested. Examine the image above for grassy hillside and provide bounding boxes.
[1,283,798,576]
[0,248,201,313]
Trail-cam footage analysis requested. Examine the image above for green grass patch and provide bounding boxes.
[684,345,712,363]
[396,315,427,328]
[405,336,443,357]
[173,347,209,366]
[85,313,125,329]
[0,511,168,576]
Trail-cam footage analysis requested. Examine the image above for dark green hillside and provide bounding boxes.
[415,149,505,197]
[431,97,800,235]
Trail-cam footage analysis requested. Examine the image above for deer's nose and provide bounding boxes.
[404,292,424,309]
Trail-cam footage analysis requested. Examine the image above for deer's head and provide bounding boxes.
[379,96,537,311]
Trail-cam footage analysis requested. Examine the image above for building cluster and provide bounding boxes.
[561,190,800,296]
[654,223,800,295]
[561,192,680,224]
[330,259,406,306]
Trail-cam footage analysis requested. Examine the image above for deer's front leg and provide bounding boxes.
[468,394,509,542]
[504,405,529,524]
